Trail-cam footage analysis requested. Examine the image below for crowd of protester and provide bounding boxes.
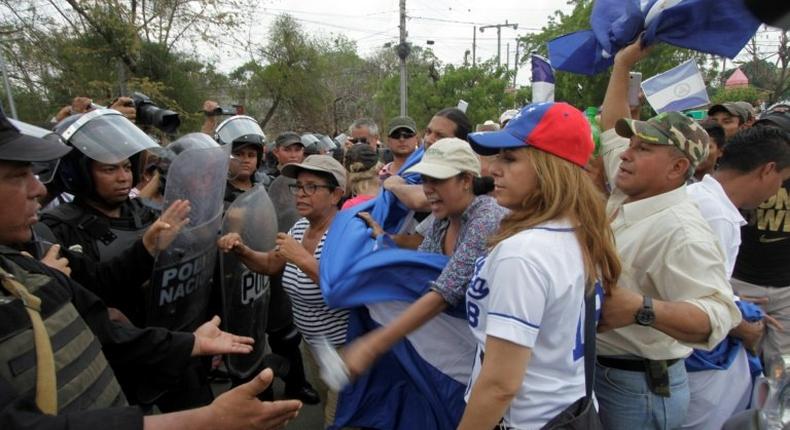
[1,35,790,430]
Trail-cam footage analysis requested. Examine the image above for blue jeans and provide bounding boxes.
[595,359,690,430]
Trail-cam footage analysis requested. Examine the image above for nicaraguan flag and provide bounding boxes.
[547,0,760,75]
[531,54,555,103]
[321,148,475,430]
[641,60,709,113]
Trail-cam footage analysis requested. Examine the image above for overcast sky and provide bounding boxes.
[211,0,575,86]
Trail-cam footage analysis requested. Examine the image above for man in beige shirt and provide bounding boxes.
[594,40,741,429]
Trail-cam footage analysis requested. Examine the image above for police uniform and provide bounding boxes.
[0,247,195,428]
[40,197,157,263]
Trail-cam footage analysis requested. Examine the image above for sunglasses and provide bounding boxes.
[349,137,368,144]
[389,131,416,140]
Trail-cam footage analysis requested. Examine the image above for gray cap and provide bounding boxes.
[387,116,417,136]
[275,131,304,148]
[708,102,748,123]
[0,110,71,163]
[281,154,347,190]
[734,101,756,121]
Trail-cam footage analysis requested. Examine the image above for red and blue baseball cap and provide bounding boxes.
[468,102,593,168]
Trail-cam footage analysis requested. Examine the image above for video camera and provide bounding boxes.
[132,92,181,134]
[204,105,239,117]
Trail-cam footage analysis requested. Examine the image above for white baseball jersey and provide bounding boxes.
[465,219,597,429]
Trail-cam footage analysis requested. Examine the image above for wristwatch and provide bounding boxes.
[635,295,656,326]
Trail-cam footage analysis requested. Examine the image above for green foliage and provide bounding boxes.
[373,50,528,131]
[711,86,769,105]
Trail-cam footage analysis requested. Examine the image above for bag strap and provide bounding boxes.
[0,268,58,414]
[583,288,597,399]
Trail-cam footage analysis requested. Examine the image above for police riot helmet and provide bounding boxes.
[214,115,265,165]
[156,133,220,195]
[53,109,159,196]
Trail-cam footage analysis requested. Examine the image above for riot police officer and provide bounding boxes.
[41,110,216,412]
[41,109,160,263]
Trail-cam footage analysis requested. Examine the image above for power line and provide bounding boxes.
[408,15,541,31]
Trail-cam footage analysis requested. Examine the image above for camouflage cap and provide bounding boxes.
[615,111,710,169]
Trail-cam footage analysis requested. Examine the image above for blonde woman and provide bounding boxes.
[342,143,381,209]
[459,102,621,429]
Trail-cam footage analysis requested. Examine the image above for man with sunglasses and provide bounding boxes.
[346,118,380,152]
[379,116,418,181]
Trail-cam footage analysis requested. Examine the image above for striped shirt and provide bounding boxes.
[282,218,349,346]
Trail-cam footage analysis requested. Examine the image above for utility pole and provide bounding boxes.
[506,42,510,69]
[472,26,476,67]
[398,0,409,116]
[479,20,518,66]
[513,39,520,87]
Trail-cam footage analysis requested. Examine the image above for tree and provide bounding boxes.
[0,0,248,128]
[372,46,529,130]
[738,29,790,103]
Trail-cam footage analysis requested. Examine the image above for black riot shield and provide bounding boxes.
[148,145,229,331]
[220,184,278,379]
[267,175,299,233]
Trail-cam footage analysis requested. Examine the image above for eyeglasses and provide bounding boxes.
[349,137,368,144]
[389,131,416,140]
[288,183,335,196]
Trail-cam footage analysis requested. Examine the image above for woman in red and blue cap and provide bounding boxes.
[458,102,621,429]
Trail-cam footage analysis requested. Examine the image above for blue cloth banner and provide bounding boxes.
[321,146,474,429]
[686,300,764,377]
[547,0,760,75]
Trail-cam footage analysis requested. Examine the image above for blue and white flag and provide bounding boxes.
[531,54,555,103]
[641,60,709,113]
[321,148,474,430]
[547,0,760,75]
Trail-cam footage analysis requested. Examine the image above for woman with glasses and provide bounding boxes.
[217,154,349,426]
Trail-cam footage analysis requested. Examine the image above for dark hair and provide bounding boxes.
[343,144,378,172]
[435,108,472,141]
[472,176,495,195]
[718,127,790,173]
[700,120,725,149]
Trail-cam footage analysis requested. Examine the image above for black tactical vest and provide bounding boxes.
[0,252,127,412]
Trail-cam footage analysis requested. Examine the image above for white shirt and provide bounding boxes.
[688,175,747,278]
[598,129,741,359]
[465,220,592,429]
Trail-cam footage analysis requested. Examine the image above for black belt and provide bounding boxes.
[597,356,680,372]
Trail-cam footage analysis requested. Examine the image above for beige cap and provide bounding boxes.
[281,154,347,190]
[403,137,481,179]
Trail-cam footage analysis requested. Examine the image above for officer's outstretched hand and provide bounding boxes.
[143,199,191,255]
[192,315,255,356]
[208,369,302,430]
